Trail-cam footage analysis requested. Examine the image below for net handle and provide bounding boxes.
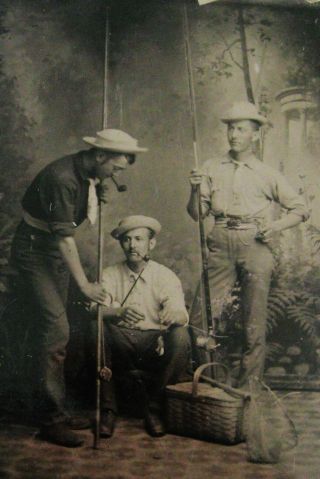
[251,378,299,451]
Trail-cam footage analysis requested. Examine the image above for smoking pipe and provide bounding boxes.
[111,176,127,192]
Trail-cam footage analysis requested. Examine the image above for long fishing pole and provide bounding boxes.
[93,197,105,449]
[94,3,110,449]
[182,3,217,366]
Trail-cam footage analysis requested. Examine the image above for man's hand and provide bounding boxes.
[189,168,203,189]
[84,301,98,317]
[187,169,208,221]
[256,222,281,244]
[117,306,145,327]
[160,310,187,328]
[256,214,304,245]
[96,181,109,204]
[80,282,107,304]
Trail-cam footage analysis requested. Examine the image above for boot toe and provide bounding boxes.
[144,412,166,438]
[39,423,84,448]
[67,416,91,430]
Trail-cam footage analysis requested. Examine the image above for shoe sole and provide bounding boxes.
[37,431,85,448]
[38,435,84,448]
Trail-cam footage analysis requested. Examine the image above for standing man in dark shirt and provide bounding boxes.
[11,129,147,447]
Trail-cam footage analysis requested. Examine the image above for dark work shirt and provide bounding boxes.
[22,151,95,237]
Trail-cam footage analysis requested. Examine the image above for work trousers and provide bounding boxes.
[11,221,70,426]
[98,323,191,414]
[191,225,274,387]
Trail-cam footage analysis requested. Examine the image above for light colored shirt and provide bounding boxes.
[101,260,189,330]
[200,153,309,225]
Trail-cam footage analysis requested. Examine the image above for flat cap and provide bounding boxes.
[111,215,162,239]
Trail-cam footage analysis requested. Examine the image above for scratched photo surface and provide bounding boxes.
[1,1,320,478]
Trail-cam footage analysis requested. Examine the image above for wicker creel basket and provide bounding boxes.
[165,362,250,444]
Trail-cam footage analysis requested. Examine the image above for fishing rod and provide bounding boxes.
[93,195,107,449]
[94,179,128,450]
[121,254,149,306]
[93,3,131,448]
[182,3,217,359]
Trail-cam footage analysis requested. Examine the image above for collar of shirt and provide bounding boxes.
[221,151,258,170]
[74,151,97,181]
[123,260,153,283]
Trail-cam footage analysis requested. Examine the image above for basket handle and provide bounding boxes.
[192,362,230,398]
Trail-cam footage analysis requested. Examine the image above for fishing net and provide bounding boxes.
[244,377,298,464]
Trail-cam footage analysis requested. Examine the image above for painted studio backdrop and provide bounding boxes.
[1,0,320,406]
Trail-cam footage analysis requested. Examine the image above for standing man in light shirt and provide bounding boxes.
[187,101,309,388]
[95,215,190,438]
[11,129,147,447]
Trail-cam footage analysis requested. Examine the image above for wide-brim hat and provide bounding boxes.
[83,129,148,154]
[221,101,268,125]
[111,215,162,239]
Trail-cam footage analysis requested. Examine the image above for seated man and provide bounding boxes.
[97,215,190,438]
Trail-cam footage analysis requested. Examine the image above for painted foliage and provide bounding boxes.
[1,1,320,398]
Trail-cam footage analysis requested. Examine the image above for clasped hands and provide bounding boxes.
[116,306,145,327]
[85,302,145,328]
[84,300,184,329]
[111,306,184,328]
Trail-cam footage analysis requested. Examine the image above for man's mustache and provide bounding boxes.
[127,250,150,261]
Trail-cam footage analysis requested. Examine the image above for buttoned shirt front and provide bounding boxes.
[200,152,309,225]
[102,260,189,330]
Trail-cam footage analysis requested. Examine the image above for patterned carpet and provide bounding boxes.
[0,391,319,479]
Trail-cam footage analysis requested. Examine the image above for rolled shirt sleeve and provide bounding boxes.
[197,154,310,222]
[158,271,189,326]
[39,175,78,236]
[270,170,310,222]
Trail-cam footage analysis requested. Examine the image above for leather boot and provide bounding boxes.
[39,423,84,447]
[66,416,91,430]
[100,410,117,438]
[144,410,166,437]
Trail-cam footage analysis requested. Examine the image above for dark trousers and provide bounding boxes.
[11,221,70,426]
[98,323,191,414]
[191,226,274,386]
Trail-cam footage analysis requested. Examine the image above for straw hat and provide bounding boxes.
[221,101,267,125]
[83,129,148,153]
